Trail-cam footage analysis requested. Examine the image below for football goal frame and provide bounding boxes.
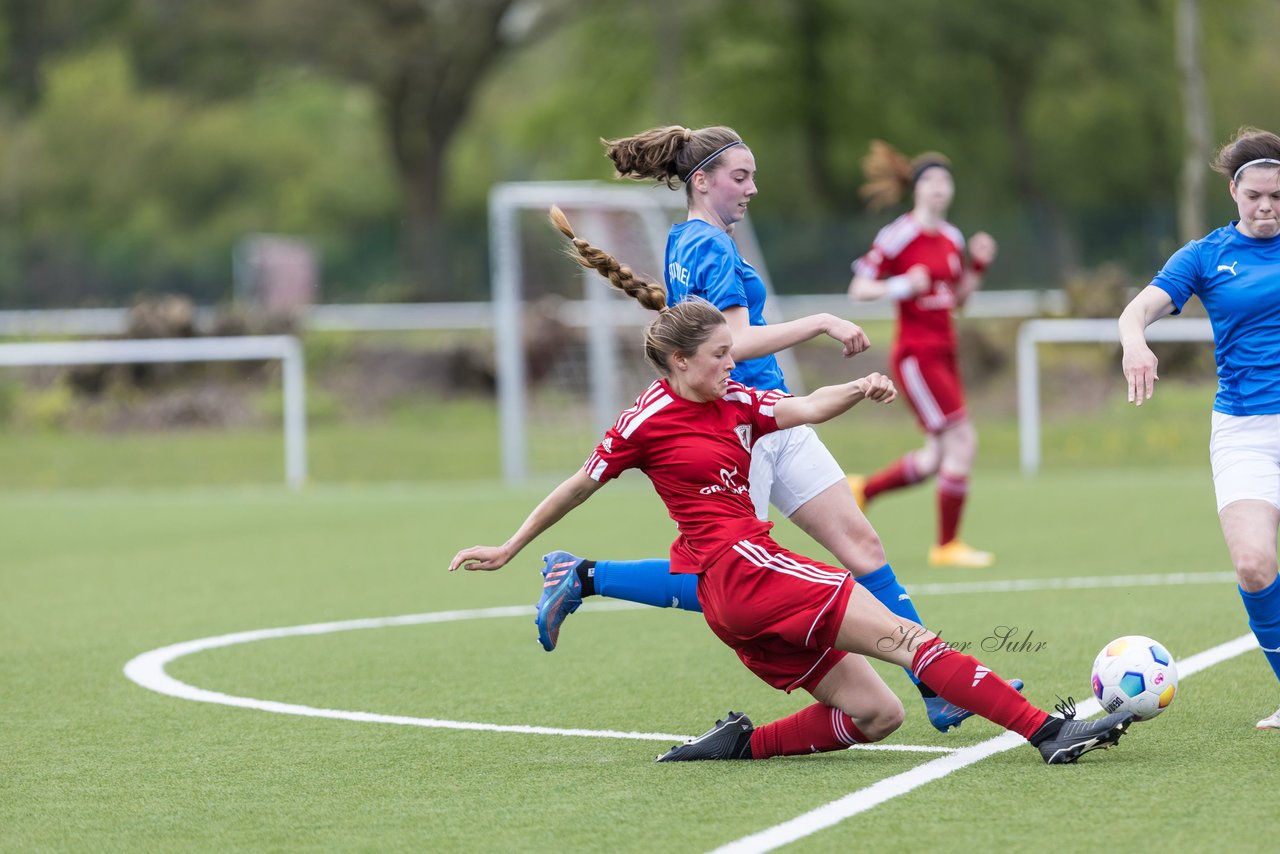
[1016,317,1214,474]
[0,335,308,488]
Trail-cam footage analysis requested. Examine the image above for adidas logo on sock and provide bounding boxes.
[971,666,991,687]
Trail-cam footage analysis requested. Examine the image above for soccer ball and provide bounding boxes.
[1090,635,1178,721]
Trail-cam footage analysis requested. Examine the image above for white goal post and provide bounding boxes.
[1016,318,1214,474]
[0,335,308,488]
[489,180,802,484]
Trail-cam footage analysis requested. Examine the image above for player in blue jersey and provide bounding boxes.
[1119,126,1280,731]
[534,124,1019,733]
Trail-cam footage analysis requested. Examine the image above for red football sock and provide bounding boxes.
[912,638,1048,739]
[865,452,925,501]
[749,703,869,758]
[937,471,968,545]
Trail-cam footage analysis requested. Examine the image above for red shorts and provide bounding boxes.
[892,349,967,434]
[696,536,853,693]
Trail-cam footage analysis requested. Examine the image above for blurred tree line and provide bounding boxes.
[0,0,1275,308]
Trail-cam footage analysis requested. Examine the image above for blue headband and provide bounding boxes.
[682,141,744,182]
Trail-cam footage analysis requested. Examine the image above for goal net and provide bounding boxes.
[489,181,800,483]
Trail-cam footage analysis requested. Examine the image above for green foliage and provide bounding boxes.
[452,0,1280,293]
[1,1,1280,302]
[2,47,395,306]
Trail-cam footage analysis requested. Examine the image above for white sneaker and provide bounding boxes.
[1256,706,1280,730]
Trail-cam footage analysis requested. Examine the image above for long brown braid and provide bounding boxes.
[547,206,725,373]
[548,206,667,311]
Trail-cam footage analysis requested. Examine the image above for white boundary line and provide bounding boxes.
[709,632,1260,854]
[123,602,954,752]
[124,603,688,743]
[910,570,1235,596]
[122,572,1239,751]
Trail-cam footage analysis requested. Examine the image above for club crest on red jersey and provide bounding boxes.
[734,424,753,451]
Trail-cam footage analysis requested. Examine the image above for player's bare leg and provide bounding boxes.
[807,652,905,742]
[792,479,1003,731]
[1219,499,1280,729]
[929,418,993,568]
[787,481,886,574]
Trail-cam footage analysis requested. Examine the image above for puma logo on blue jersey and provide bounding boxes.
[1217,260,1239,276]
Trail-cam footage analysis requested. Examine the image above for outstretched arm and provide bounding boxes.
[848,264,931,303]
[449,469,604,571]
[721,305,870,361]
[773,372,897,430]
[1118,285,1177,406]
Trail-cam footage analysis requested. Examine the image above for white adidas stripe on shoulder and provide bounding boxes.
[874,215,920,260]
[940,220,965,250]
[615,382,674,439]
[724,381,756,405]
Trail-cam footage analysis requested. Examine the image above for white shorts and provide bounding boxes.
[1209,411,1280,512]
[749,425,846,520]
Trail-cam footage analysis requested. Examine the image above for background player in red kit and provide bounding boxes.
[449,208,1132,766]
[848,141,998,568]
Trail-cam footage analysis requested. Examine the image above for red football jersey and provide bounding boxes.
[584,378,787,574]
[854,213,968,354]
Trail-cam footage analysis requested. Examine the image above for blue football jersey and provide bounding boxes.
[1152,222,1280,414]
[664,219,788,393]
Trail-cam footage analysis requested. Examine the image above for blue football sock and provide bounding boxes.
[592,559,702,613]
[1239,576,1280,683]
[857,563,924,686]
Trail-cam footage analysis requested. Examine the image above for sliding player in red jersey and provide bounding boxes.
[449,208,1133,765]
[848,141,998,568]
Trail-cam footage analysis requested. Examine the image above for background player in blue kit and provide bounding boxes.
[1119,126,1280,731]
[535,124,1019,732]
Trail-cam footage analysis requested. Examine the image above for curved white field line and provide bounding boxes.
[124,601,703,743]
[124,601,953,750]
[123,572,1236,750]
